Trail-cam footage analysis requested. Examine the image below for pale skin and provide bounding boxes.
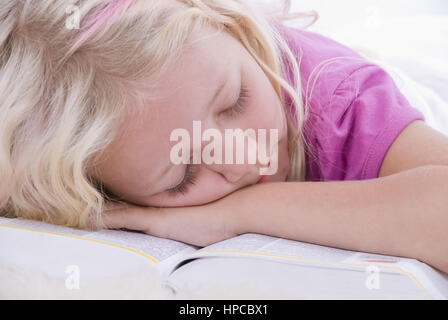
[96,27,448,274]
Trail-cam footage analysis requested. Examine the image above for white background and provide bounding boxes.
[257,0,448,133]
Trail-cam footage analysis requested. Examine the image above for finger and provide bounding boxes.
[102,207,142,230]
[103,201,135,212]
[102,201,147,229]
[102,209,127,229]
[103,206,164,236]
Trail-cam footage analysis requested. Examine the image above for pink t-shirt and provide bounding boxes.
[276,24,425,181]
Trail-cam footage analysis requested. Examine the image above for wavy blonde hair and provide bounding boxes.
[0,0,318,229]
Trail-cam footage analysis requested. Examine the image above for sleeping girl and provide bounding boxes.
[1,0,447,274]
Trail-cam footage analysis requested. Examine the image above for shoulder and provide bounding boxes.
[275,23,376,111]
[275,24,426,181]
[277,24,373,104]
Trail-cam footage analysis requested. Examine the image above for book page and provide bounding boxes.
[396,259,448,299]
[338,251,448,299]
[168,256,433,299]
[85,229,199,278]
[183,233,360,269]
[173,233,448,299]
[0,217,197,280]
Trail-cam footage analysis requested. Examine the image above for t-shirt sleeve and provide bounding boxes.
[305,64,426,181]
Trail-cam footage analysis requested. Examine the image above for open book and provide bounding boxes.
[1,216,448,300]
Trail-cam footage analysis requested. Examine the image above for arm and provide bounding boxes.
[227,120,448,274]
[103,121,448,273]
[103,165,448,273]
[223,165,448,274]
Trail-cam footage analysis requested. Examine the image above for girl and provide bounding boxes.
[1,0,448,274]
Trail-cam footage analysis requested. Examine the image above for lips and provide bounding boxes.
[256,175,266,184]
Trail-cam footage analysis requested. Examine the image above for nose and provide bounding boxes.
[206,162,256,184]
[195,123,272,184]
[203,141,272,184]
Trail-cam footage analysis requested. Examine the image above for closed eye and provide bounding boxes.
[221,84,250,119]
[167,164,197,197]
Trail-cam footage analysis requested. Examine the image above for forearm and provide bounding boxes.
[226,165,448,273]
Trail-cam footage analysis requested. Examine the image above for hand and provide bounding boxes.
[102,200,239,247]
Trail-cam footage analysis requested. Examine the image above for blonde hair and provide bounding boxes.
[0,0,318,230]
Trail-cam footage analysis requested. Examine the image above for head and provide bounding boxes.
[0,0,317,229]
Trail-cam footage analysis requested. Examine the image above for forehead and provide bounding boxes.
[119,29,235,144]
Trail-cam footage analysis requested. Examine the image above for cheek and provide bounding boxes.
[247,93,288,144]
[247,77,285,129]
[244,61,285,129]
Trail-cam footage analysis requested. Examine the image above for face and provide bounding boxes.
[93,26,291,207]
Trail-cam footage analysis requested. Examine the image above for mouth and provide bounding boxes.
[256,175,266,184]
